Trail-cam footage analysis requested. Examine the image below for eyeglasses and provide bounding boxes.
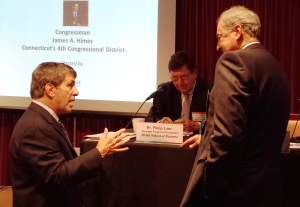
[216,30,233,41]
[170,73,191,82]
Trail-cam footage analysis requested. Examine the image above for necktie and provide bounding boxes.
[181,94,190,119]
[58,120,72,145]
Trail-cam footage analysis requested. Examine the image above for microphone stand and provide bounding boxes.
[125,85,166,129]
[124,99,147,130]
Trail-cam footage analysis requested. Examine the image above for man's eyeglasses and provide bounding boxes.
[170,73,191,82]
[216,30,233,41]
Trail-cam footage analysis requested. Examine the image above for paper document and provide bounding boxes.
[290,142,300,149]
[84,132,136,140]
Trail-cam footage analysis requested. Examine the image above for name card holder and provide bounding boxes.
[136,122,183,144]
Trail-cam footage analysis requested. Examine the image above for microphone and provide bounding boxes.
[145,85,167,101]
[124,85,167,129]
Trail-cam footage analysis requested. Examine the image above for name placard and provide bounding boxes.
[136,122,183,144]
[192,112,206,122]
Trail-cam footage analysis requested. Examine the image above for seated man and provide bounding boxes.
[145,51,212,133]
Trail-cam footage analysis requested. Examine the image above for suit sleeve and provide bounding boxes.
[210,52,251,160]
[19,122,103,189]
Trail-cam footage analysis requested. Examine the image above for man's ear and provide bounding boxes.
[233,24,243,39]
[192,69,197,76]
[44,83,55,98]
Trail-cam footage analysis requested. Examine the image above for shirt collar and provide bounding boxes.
[242,42,260,49]
[32,100,59,122]
[181,81,196,99]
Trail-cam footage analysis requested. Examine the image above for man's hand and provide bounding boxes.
[174,119,200,132]
[180,134,201,148]
[96,128,130,158]
[159,117,173,123]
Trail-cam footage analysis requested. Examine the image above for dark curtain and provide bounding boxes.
[176,0,300,113]
[0,110,23,185]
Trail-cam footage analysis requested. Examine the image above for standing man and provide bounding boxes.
[145,51,212,133]
[181,6,290,206]
[9,62,130,207]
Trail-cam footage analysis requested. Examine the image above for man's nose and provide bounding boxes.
[178,78,185,84]
[73,87,79,96]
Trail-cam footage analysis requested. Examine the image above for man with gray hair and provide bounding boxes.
[180,6,290,206]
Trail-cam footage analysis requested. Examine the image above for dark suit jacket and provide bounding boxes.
[9,102,106,207]
[145,78,212,123]
[64,9,87,26]
[181,44,290,206]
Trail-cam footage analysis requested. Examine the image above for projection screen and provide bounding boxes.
[0,0,175,115]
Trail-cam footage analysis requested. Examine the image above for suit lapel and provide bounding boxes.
[174,90,183,119]
[53,121,78,157]
[29,102,78,157]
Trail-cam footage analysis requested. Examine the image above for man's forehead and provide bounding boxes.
[63,74,75,82]
[216,22,224,32]
[170,65,190,73]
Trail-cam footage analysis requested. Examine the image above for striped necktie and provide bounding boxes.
[58,120,72,145]
[181,94,190,119]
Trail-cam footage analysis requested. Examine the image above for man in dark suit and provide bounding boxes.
[180,6,290,206]
[9,62,130,207]
[145,51,212,133]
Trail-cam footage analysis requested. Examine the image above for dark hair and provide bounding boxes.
[30,62,77,99]
[168,51,196,73]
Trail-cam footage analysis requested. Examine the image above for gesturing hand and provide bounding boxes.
[180,134,201,148]
[96,128,130,158]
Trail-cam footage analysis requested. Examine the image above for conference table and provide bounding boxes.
[81,136,197,207]
[81,136,300,207]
